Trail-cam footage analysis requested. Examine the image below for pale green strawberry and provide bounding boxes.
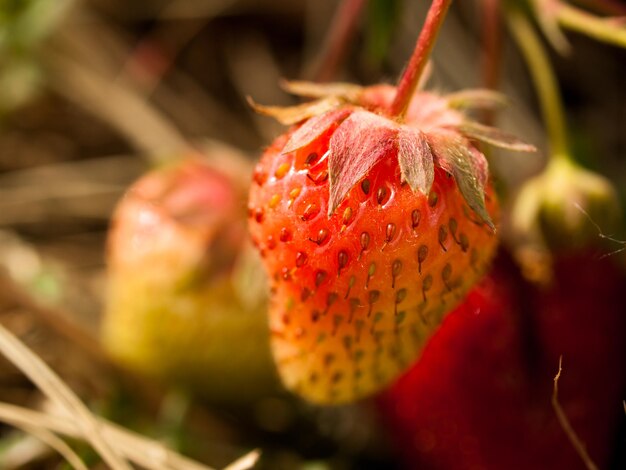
[102,152,278,403]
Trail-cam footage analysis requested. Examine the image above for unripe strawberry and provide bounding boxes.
[248,81,533,403]
[511,157,621,281]
[101,152,278,402]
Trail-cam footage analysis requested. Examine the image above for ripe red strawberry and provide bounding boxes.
[377,252,626,470]
[248,83,533,403]
[102,152,278,402]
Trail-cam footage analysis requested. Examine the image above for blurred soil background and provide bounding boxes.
[0,0,624,469]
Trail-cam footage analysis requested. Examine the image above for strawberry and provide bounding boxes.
[248,82,533,403]
[101,151,278,403]
[377,252,626,470]
[511,157,622,283]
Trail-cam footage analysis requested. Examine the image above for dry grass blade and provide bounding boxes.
[552,356,599,470]
[0,402,217,470]
[0,272,225,468]
[0,326,245,470]
[6,421,88,470]
[44,51,191,163]
[0,273,117,384]
[101,418,214,470]
[0,434,52,469]
[0,324,131,470]
[221,449,260,470]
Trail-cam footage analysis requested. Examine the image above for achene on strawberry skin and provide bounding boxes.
[248,83,533,404]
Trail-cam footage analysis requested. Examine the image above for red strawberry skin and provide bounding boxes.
[248,115,499,403]
[530,253,626,468]
[377,252,626,470]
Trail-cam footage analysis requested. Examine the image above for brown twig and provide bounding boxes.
[120,0,235,95]
[0,274,110,369]
[572,0,626,16]
[480,0,502,125]
[552,356,599,470]
[43,49,192,163]
[307,0,366,82]
[482,0,502,91]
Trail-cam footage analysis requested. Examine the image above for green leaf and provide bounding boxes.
[445,89,508,110]
[428,131,494,230]
[460,121,537,152]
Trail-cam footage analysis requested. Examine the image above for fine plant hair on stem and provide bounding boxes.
[552,356,600,470]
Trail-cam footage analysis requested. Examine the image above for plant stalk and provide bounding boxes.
[481,0,503,124]
[308,0,366,82]
[507,6,570,160]
[390,0,452,118]
[557,2,626,49]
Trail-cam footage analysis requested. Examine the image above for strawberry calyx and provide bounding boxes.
[250,81,535,230]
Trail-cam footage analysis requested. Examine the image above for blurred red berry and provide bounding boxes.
[378,251,626,470]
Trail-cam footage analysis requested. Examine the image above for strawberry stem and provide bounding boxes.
[390,0,452,118]
[307,0,366,82]
[507,6,571,160]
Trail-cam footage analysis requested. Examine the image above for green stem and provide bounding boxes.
[390,0,452,118]
[507,6,570,160]
[557,2,626,49]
